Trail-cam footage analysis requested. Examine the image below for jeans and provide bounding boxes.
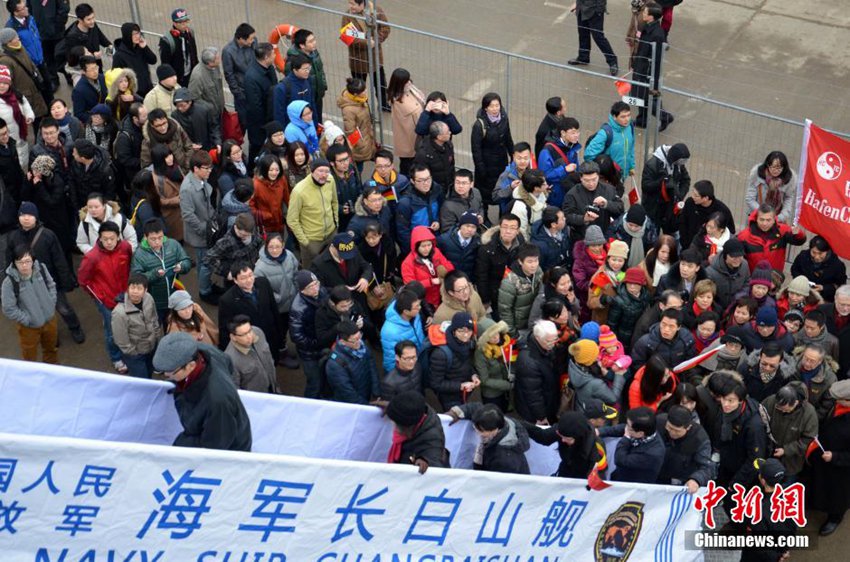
[56,290,82,331]
[576,12,617,65]
[95,301,122,362]
[123,353,154,378]
[302,359,322,399]
[194,247,213,296]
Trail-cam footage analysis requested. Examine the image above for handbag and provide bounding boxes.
[221,110,244,144]
[367,281,394,311]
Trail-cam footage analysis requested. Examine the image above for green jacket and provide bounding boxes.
[131,237,192,310]
[284,46,327,98]
[497,263,542,338]
[762,386,818,476]
[287,174,339,246]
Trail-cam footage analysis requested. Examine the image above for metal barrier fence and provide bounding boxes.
[96,0,849,233]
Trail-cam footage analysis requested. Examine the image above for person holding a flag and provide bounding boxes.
[473,320,515,413]
[524,410,608,479]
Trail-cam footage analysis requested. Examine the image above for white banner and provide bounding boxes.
[0,432,702,562]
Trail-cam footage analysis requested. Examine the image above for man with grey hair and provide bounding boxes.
[414,120,455,192]
[792,343,837,422]
[563,159,624,242]
[819,283,850,377]
[514,319,560,425]
[188,46,225,117]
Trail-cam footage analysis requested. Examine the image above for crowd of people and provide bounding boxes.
[0,1,848,554]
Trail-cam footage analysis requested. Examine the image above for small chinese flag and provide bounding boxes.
[339,22,359,46]
[172,278,185,291]
[587,466,611,491]
[628,186,640,205]
[501,338,519,365]
[347,127,362,147]
[806,435,824,461]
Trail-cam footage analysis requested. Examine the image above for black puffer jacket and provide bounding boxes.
[792,250,847,303]
[381,365,424,400]
[394,406,450,469]
[714,397,769,487]
[655,413,714,486]
[68,146,116,208]
[475,225,524,307]
[289,288,328,361]
[457,402,530,475]
[631,323,696,371]
[111,24,157,96]
[428,332,476,409]
[470,108,514,202]
[655,261,707,304]
[514,335,559,423]
[413,136,455,191]
[113,115,144,182]
[524,412,603,478]
[171,345,252,452]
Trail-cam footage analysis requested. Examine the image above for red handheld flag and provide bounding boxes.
[587,466,611,491]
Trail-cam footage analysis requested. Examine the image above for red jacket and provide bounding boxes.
[401,226,455,307]
[737,210,806,272]
[77,240,132,310]
[628,365,679,412]
[250,175,290,234]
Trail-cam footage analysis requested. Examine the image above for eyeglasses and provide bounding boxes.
[399,355,417,362]
[14,258,32,265]
[452,285,471,293]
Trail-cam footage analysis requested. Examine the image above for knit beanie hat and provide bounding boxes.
[264,120,284,136]
[321,120,344,145]
[598,325,618,349]
[580,321,600,343]
[569,339,599,366]
[783,308,804,325]
[17,201,38,219]
[31,154,56,177]
[310,157,330,171]
[0,28,18,45]
[296,270,318,291]
[386,391,427,427]
[786,275,811,297]
[624,266,646,286]
[0,65,11,85]
[458,211,479,227]
[90,103,111,117]
[584,225,605,246]
[607,240,629,260]
[721,325,746,346]
[449,312,474,333]
[756,306,778,327]
[167,290,193,311]
[156,64,177,81]
[625,204,646,225]
[749,266,774,288]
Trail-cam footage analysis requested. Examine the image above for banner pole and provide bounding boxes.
[793,119,812,227]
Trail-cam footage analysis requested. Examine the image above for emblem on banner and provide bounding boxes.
[816,151,842,181]
[594,501,644,561]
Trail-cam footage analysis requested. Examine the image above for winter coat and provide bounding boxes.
[775,287,823,320]
[401,226,454,307]
[415,110,463,137]
[170,345,252,452]
[737,210,806,272]
[0,93,33,165]
[524,416,604,478]
[105,67,143,122]
[77,240,132,310]
[655,414,714,486]
[225,326,277,394]
[348,193,392,243]
[392,406,450,469]
[381,365,424,400]
[130,237,192,311]
[509,185,547,240]
[628,365,678,411]
[332,164,361,231]
[5,224,74,291]
[473,324,514,400]
[535,113,561,159]
[436,228,479,283]
[179,172,213,248]
[562,181,624,242]
[380,299,426,372]
[433,285,488,326]
[31,131,72,179]
[0,46,46,117]
[68,146,115,207]
[571,240,605,316]
[140,118,193,172]
[571,359,625,406]
[6,14,42,65]
[217,163,248,200]
[740,322,795,355]
[713,397,769,487]
[475,225,523,307]
[762,389,817,475]
[20,174,75,256]
[310,247,373,310]
[514,335,559,423]
[808,407,850,516]
[111,292,161,356]
[471,108,514,202]
[640,145,691,233]
[221,38,256,104]
[273,73,313,126]
[250,174,289,234]
[217,277,280,353]
[341,7,390,74]
[75,203,137,254]
[284,99,319,155]
[498,262,543,337]
[705,250,751,310]
[152,170,184,242]
[142,83,175,114]
[428,334,477,409]
[631,323,696,371]
[314,298,371,350]
[746,164,798,224]
[413,136,455,191]
[64,21,110,64]
[28,0,69,42]
[820,302,850,379]
[538,136,580,208]
[171,100,221,151]
[111,24,157,96]
[678,197,736,249]
[358,235,398,285]
[439,187,484,233]
[791,250,847,303]
[188,63,225,118]
[165,303,218,346]
[455,402,530,474]
[1,260,56,327]
[326,342,380,404]
[608,284,651,347]
[587,267,620,325]
[530,220,571,272]
[243,59,278,133]
[287,173,338,246]
[159,26,198,87]
[655,261,708,305]
[395,186,442,255]
[204,228,263,286]
[114,115,144,181]
[219,187,250,229]
[289,288,328,361]
[362,169,410,215]
[584,114,636,180]
[789,359,837,422]
[254,247,300,314]
[338,90,376,162]
[284,45,327,101]
[390,84,424,158]
[608,431,667,484]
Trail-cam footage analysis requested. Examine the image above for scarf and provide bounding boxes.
[486,112,501,124]
[344,90,368,105]
[0,88,26,138]
[799,365,820,385]
[623,223,646,267]
[174,353,206,392]
[415,255,436,277]
[56,113,72,138]
[834,404,850,418]
[629,431,658,449]
[149,120,176,143]
[652,260,670,287]
[720,403,744,442]
[587,246,607,268]
[387,413,426,463]
[405,82,426,107]
[337,339,367,359]
[693,330,719,353]
[706,229,731,258]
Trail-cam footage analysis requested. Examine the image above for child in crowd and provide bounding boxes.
[597,324,632,373]
[587,239,629,324]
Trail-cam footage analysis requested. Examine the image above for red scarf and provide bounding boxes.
[834,404,850,418]
[0,88,27,138]
[387,414,426,463]
[174,353,206,392]
[587,246,607,268]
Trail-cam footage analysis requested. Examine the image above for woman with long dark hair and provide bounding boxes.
[640,234,677,293]
[594,153,625,197]
[629,353,678,411]
[251,153,290,236]
[529,266,580,325]
[284,140,310,188]
[746,150,797,223]
[688,211,731,265]
[149,143,184,242]
[128,169,164,240]
[216,139,249,200]
[471,92,514,209]
[386,68,425,176]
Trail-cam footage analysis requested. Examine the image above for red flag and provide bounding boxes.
[587,466,611,491]
[805,435,824,461]
[796,121,850,258]
[627,176,640,205]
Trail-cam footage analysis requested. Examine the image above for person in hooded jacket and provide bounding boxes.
[68,138,114,207]
[250,153,289,235]
[75,193,137,253]
[515,320,560,424]
[273,52,313,127]
[111,272,161,378]
[631,308,695,370]
[524,411,606,478]
[21,154,75,260]
[110,22,156,96]
[448,402,530,475]
[611,204,658,269]
[776,275,823,320]
[494,142,534,215]
[148,143,184,241]
[113,102,145,197]
[791,235,846,303]
[284,99,319,156]
[705,238,750,310]
[655,405,714,492]
[432,269,488,326]
[470,93,513,207]
[380,289,426,373]
[640,143,690,235]
[337,77,375,170]
[473,320,514,412]
[170,87,219,152]
[584,102,636,182]
[401,225,454,308]
[737,344,795,403]
[105,67,142,123]
[385,391,450,473]
[130,217,191,323]
[572,224,608,321]
[427,311,479,409]
[509,168,548,240]
[437,211,480,282]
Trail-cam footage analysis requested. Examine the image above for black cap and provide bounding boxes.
[721,325,746,346]
[754,458,785,486]
[582,398,618,420]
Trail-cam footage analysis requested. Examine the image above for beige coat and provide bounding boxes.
[143,83,175,114]
[0,48,46,116]
[390,85,424,158]
[341,6,390,75]
[433,285,488,325]
[152,171,184,242]
[337,90,376,163]
[140,118,194,173]
[166,303,219,347]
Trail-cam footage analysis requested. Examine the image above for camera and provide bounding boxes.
[585,204,602,215]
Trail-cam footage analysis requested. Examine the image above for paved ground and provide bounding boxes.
[3,0,850,559]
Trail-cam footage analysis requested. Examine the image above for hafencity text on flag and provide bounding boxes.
[795,120,850,258]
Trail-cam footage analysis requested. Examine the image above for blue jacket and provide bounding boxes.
[325,342,381,404]
[289,288,328,361]
[584,115,636,181]
[71,74,108,122]
[7,16,42,65]
[537,138,581,208]
[437,228,480,282]
[395,187,442,255]
[599,426,667,484]
[380,300,426,372]
[283,99,319,155]
[529,219,571,271]
[244,59,278,131]
[273,73,314,127]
